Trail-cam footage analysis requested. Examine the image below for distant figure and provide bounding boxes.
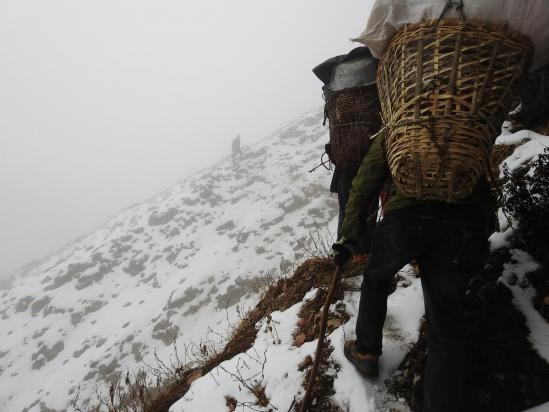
[232,135,243,161]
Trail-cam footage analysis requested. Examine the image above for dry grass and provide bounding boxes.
[74,258,361,412]
[296,228,335,261]
[74,256,368,412]
[144,258,336,412]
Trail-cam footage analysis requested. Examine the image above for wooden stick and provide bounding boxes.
[299,265,342,412]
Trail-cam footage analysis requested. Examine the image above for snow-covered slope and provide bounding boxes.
[0,109,339,411]
[170,266,424,412]
[169,128,549,412]
[2,108,549,412]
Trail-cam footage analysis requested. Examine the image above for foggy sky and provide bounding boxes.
[0,0,374,277]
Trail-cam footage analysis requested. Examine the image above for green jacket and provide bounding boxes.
[339,131,496,243]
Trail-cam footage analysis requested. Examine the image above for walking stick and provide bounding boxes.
[299,265,342,412]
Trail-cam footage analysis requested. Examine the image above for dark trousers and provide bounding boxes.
[355,205,485,412]
[333,170,377,254]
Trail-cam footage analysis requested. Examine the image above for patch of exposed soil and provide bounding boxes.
[294,342,343,412]
[388,249,549,412]
[293,288,349,347]
[290,263,368,412]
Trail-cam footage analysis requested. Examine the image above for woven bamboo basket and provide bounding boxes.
[377,18,532,201]
[327,85,382,170]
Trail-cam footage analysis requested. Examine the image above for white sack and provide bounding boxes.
[354,0,549,71]
[329,57,378,91]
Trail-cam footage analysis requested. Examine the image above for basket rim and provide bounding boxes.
[395,18,531,44]
[377,17,533,127]
[378,18,533,70]
[324,83,378,96]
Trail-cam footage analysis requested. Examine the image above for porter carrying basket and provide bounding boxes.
[377,18,532,201]
[327,85,382,170]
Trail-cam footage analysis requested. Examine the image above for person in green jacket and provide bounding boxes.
[333,130,495,412]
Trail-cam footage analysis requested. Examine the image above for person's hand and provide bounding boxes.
[332,240,354,267]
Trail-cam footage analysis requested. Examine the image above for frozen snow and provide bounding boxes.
[524,401,549,412]
[1,112,548,411]
[500,249,549,363]
[0,109,339,411]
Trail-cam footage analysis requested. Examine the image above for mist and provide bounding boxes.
[0,0,374,277]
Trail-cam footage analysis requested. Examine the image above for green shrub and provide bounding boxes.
[502,148,549,260]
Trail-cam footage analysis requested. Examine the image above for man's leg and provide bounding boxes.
[336,170,374,256]
[335,171,353,238]
[357,194,380,254]
[336,192,348,239]
[419,219,484,412]
[420,262,467,412]
[356,212,423,354]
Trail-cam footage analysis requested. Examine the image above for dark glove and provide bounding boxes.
[332,239,354,267]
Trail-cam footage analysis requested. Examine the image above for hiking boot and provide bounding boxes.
[352,254,369,265]
[343,340,378,377]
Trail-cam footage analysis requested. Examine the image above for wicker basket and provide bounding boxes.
[377,18,532,201]
[327,85,382,170]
